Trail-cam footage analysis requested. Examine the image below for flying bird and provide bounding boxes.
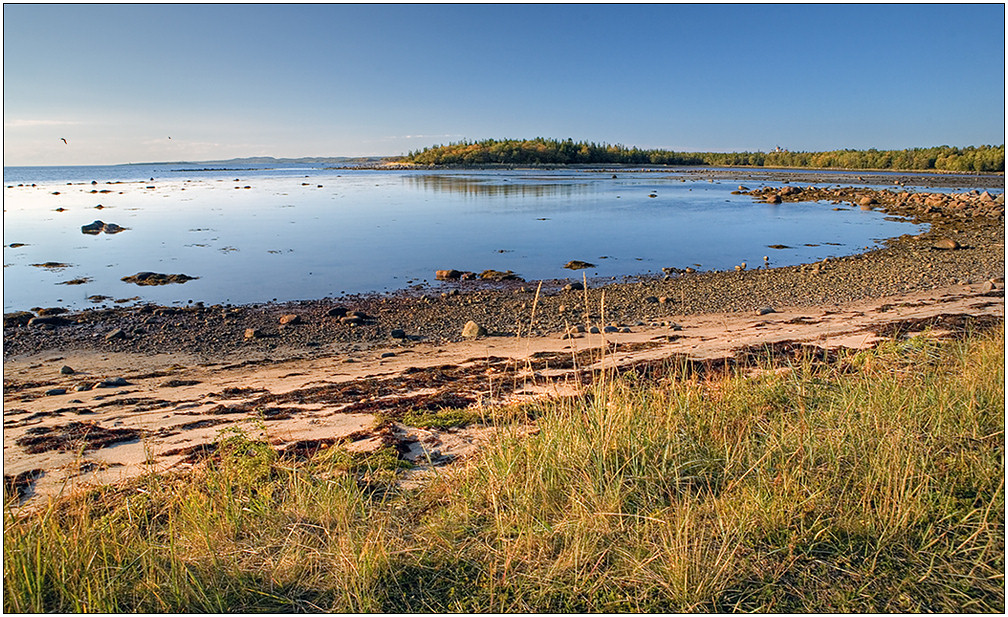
[60,138,68,145]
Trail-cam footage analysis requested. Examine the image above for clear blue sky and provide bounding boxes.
[3,3,1005,165]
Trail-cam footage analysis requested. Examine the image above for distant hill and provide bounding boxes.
[402,138,1005,172]
[143,156,392,167]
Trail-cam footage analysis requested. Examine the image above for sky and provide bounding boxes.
[3,3,1005,166]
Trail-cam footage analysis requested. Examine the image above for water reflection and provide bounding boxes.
[405,174,594,198]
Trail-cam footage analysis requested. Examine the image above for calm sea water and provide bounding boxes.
[3,165,936,312]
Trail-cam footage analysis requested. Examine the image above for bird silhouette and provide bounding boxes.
[60,138,68,145]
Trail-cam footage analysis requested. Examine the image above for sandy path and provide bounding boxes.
[3,282,1002,506]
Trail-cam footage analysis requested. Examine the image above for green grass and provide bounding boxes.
[4,327,1004,612]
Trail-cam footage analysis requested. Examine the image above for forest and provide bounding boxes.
[403,138,1005,172]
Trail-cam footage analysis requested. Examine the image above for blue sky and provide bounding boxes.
[3,3,1005,165]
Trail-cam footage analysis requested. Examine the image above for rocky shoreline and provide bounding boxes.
[4,181,1004,364]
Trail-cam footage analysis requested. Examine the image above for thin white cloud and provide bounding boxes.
[3,118,82,128]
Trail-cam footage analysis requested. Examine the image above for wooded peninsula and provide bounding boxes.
[402,138,1004,172]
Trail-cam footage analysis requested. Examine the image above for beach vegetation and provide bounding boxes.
[3,326,1004,612]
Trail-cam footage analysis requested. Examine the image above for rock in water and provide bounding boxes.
[462,321,486,338]
[122,272,197,286]
[81,220,105,235]
[564,260,596,270]
[479,269,522,281]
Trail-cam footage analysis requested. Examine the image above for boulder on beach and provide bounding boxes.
[564,260,596,270]
[279,314,301,325]
[462,320,486,339]
[479,269,522,281]
[563,282,585,292]
[121,272,197,286]
[436,269,462,281]
[4,311,35,327]
[932,238,960,250]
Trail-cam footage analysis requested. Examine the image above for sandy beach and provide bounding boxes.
[4,172,1005,506]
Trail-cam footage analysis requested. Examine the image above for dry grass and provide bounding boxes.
[4,326,1004,612]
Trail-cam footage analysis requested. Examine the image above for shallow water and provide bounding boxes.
[3,167,929,312]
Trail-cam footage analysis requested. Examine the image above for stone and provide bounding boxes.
[45,388,67,396]
[81,220,104,234]
[479,269,522,281]
[339,316,363,325]
[766,193,782,204]
[462,321,486,338]
[588,326,601,334]
[932,238,960,250]
[244,327,263,339]
[756,306,776,315]
[121,272,196,286]
[326,306,348,318]
[563,282,585,292]
[858,196,877,207]
[644,296,659,304]
[435,269,462,281]
[75,384,91,392]
[105,328,126,341]
[279,314,301,325]
[102,222,125,234]
[380,352,396,358]
[36,307,68,317]
[658,296,670,305]
[60,365,75,375]
[4,311,35,327]
[603,325,619,333]
[390,328,406,339]
[564,260,596,270]
[982,280,999,292]
[96,377,129,388]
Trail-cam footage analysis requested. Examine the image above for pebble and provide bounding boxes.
[60,365,75,375]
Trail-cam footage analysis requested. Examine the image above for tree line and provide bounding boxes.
[402,138,1004,172]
